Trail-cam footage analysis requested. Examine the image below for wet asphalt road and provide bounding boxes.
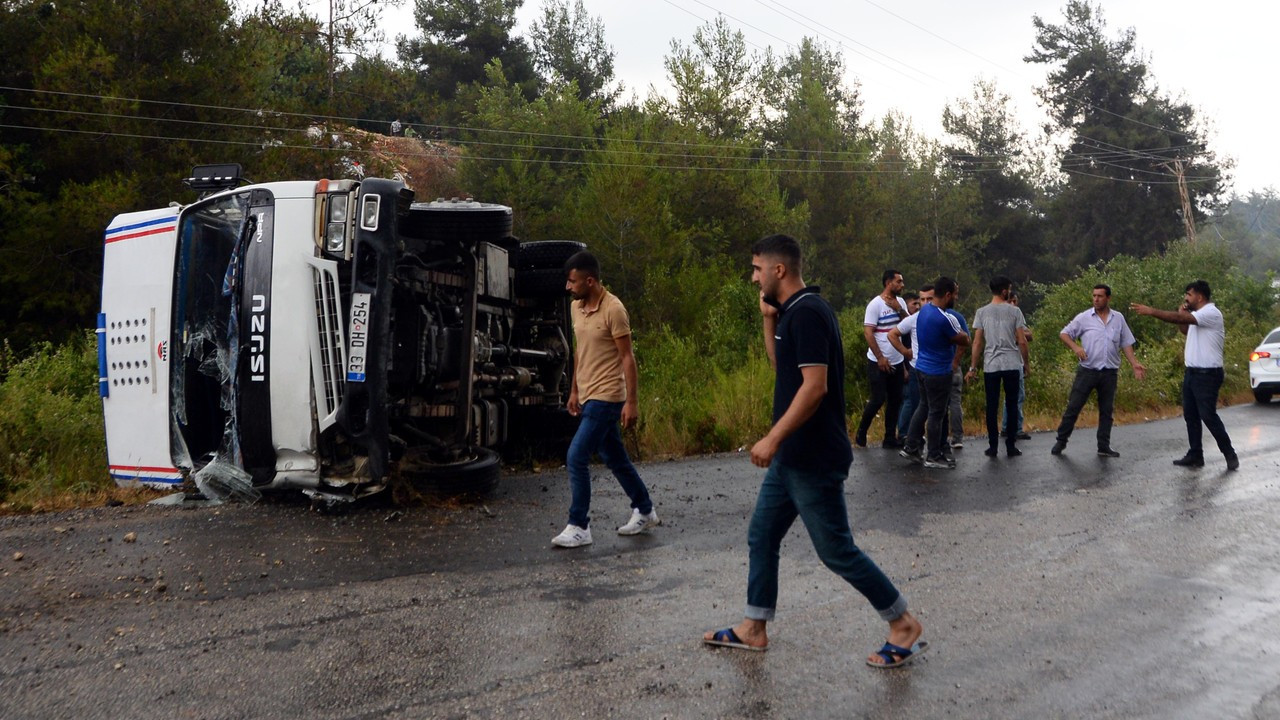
[2,404,1279,719]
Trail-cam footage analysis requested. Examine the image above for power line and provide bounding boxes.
[1,87,1079,165]
[0,122,1014,176]
[749,0,936,86]
[858,0,1188,139]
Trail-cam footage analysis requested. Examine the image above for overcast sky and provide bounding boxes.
[373,0,1275,195]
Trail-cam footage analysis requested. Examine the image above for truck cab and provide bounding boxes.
[100,164,581,504]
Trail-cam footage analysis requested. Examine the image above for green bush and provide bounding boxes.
[0,332,111,509]
[635,272,775,456]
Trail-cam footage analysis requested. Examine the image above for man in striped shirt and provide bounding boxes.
[855,269,908,448]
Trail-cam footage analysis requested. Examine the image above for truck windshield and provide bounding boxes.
[170,192,252,467]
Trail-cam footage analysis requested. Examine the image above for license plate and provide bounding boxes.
[347,292,371,382]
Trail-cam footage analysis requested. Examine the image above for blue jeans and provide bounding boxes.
[897,365,919,440]
[745,461,906,622]
[1182,368,1235,458]
[567,400,653,528]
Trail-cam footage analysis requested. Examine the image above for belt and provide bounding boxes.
[1185,367,1223,374]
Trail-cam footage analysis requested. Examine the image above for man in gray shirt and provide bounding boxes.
[1051,284,1146,457]
[965,276,1029,457]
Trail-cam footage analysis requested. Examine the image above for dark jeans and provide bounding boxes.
[567,400,653,528]
[745,461,906,622]
[947,369,964,443]
[1182,368,1235,458]
[984,370,1021,451]
[858,360,904,443]
[897,364,920,440]
[1002,371,1026,436]
[906,371,952,460]
[1055,367,1118,448]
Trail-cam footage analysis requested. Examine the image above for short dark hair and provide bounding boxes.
[1093,284,1112,297]
[989,275,1013,295]
[882,269,901,287]
[1184,279,1211,299]
[565,250,600,279]
[919,283,935,294]
[934,276,957,297]
[902,291,919,301]
[751,234,802,271]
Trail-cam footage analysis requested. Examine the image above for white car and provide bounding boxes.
[1249,326,1280,403]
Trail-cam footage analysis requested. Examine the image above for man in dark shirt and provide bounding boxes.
[702,234,928,669]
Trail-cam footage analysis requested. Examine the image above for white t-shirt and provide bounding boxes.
[1185,302,1225,368]
[864,295,906,365]
[896,312,919,368]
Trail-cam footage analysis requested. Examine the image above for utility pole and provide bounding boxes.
[1163,159,1197,245]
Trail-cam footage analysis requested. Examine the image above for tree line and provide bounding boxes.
[0,0,1274,351]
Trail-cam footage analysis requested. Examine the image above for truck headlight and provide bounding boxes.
[328,194,349,224]
[325,222,346,253]
[360,194,380,231]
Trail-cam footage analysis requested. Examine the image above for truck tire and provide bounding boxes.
[399,446,501,497]
[517,241,585,270]
[401,200,514,242]
[515,267,570,299]
[1255,390,1273,404]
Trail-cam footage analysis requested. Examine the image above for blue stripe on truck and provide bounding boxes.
[96,313,109,398]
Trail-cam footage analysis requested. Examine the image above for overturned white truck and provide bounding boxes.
[100,164,581,506]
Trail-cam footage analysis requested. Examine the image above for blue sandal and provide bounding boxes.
[703,627,768,652]
[867,640,929,668]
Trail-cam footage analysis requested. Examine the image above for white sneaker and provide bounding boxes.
[617,509,660,536]
[551,524,593,548]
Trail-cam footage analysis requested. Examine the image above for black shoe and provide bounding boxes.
[1007,447,1022,457]
[899,448,923,465]
[854,432,867,448]
[984,447,998,457]
[1017,432,1032,440]
[881,438,903,449]
[1226,452,1240,471]
[1172,454,1204,468]
[1050,441,1066,456]
[1097,448,1120,458]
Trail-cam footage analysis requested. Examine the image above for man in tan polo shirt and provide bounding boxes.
[551,251,659,548]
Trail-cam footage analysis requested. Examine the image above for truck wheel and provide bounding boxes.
[402,200,514,242]
[399,446,501,497]
[517,240,585,270]
[515,267,570,299]
[1255,390,1273,404]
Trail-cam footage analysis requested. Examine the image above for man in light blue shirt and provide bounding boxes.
[1051,285,1146,457]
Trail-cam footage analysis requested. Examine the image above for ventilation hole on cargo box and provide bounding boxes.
[143,360,148,368]
[144,377,150,384]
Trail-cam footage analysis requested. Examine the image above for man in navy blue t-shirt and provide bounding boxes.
[903,277,970,467]
[702,234,929,669]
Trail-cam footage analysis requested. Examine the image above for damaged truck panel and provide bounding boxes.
[101,209,182,488]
